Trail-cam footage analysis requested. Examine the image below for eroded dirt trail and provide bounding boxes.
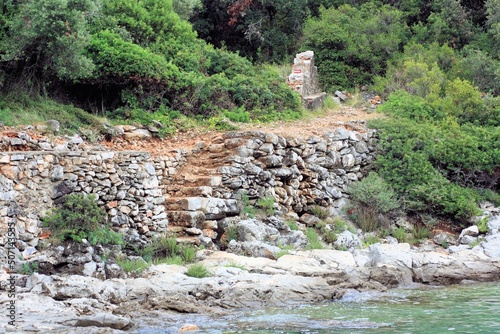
[105,106,382,157]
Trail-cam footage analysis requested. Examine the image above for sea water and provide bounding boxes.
[137,282,500,334]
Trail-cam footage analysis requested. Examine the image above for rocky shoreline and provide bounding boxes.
[2,214,499,333]
[1,125,499,333]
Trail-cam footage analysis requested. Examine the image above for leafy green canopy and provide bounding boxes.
[371,87,500,221]
[302,3,409,91]
[0,0,301,124]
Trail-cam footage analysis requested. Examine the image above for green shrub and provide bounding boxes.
[303,3,409,90]
[349,173,400,214]
[116,257,149,274]
[310,205,329,219]
[241,193,257,218]
[224,262,247,271]
[305,228,324,250]
[88,226,124,246]
[362,235,380,247]
[377,90,443,122]
[19,262,38,275]
[224,226,239,243]
[348,173,400,232]
[392,227,408,243]
[370,116,498,221]
[154,255,184,265]
[256,196,276,216]
[286,220,299,231]
[412,225,432,241]
[42,194,107,243]
[323,230,338,244]
[185,263,211,278]
[477,218,489,234]
[179,244,197,263]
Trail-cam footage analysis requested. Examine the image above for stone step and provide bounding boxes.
[166,211,206,228]
[181,166,220,176]
[169,175,222,187]
[165,197,240,219]
[189,154,232,166]
[167,186,213,197]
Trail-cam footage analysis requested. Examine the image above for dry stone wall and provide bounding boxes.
[0,149,188,252]
[215,127,377,215]
[0,125,377,256]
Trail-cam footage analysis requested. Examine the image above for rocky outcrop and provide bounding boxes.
[5,234,499,332]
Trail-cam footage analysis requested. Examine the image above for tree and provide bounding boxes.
[0,0,96,93]
[303,3,409,91]
[486,0,500,56]
[191,0,311,62]
[425,0,473,48]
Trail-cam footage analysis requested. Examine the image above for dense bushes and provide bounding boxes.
[303,3,409,91]
[0,0,302,128]
[42,194,123,245]
[371,89,500,221]
[347,173,400,231]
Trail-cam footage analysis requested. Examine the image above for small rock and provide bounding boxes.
[459,226,479,243]
[46,120,60,132]
[335,91,348,101]
[179,324,198,332]
[71,313,133,330]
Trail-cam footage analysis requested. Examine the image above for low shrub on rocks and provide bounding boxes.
[347,172,400,232]
[186,263,212,278]
[42,193,122,245]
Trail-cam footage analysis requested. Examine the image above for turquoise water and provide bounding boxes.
[139,282,500,334]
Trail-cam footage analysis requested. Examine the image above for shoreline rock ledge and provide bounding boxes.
[3,236,500,333]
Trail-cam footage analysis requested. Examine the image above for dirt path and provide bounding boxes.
[105,106,382,157]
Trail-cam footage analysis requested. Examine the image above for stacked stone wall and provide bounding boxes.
[0,150,188,252]
[0,126,377,255]
[217,127,377,215]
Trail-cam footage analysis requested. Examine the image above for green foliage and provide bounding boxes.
[458,48,500,95]
[371,111,499,220]
[192,0,312,63]
[423,0,473,48]
[87,227,124,246]
[116,257,149,274]
[377,90,443,122]
[224,226,239,243]
[349,173,401,213]
[362,234,380,247]
[19,262,38,275]
[224,262,247,271]
[303,3,409,90]
[256,196,276,216]
[276,244,295,258]
[486,0,500,57]
[0,94,103,134]
[87,30,180,81]
[412,225,432,241]
[154,255,184,265]
[348,173,400,232]
[179,244,197,263]
[0,0,95,89]
[477,217,490,234]
[42,193,108,243]
[310,205,329,219]
[136,236,197,264]
[185,263,211,278]
[305,228,324,250]
[392,227,408,243]
[286,220,299,231]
